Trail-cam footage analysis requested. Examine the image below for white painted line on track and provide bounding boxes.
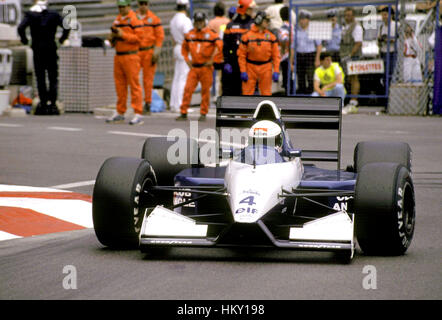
[108,131,245,148]
[47,126,83,132]
[0,184,69,193]
[0,123,23,128]
[107,131,162,138]
[0,231,22,241]
[50,180,96,189]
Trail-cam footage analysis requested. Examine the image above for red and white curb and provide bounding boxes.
[0,184,92,241]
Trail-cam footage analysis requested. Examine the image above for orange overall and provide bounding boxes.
[237,25,280,96]
[111,10,143,115]
[136,9,164,104]
[180,27,222,115]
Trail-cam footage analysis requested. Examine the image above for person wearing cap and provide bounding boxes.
[222,0,256,96]
[176,12,222,122]
[293,9,322,95]
[17,0,70,115]
[106,0,144,125]
[238,11,280,96]
[312,52,346,106]
[208,1,230,98]
[169,0,193,113]
[323,9,342,64]
[136,0,164,115]
[340,7,363,114]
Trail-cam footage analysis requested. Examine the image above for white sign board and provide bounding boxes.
[346,59,385,75]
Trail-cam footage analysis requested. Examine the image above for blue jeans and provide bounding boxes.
[312,84,346,106]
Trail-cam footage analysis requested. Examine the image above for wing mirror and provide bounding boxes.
[219,148,234,159]
[289,149,302,158]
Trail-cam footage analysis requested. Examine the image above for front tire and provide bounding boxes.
[92,157,157,249]
[354,162,416,256]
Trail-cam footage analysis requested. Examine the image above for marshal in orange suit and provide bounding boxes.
[136,0,164,114]
[106,0,144,125]
[176,11,222,122]
[237,11,280,96]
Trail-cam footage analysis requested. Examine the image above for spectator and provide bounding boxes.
[106,0,144,125]
[136,0,164,115]
[17,0,70,116]
[323,9,342,64]
[169,0,193,113]
[176,12,222,122]
[278,6,294,95]
[237,11,280,96]
[377,6,397,88]
[208,1,230,36]
[208,1,230,98]
[265,0,284,37]
[340,7,363,114]
[293,10,322,94]
[403,23,423,83]
[312,52,346,107]
[222,0,256,96]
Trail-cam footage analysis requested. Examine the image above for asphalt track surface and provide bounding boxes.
[0,111,441,300]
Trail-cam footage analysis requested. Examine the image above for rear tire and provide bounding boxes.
[353,141,412,173]
[92,157,157,249]
[354,162,415,256]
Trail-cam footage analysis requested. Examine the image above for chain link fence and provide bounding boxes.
[284,0,439,114]
[388,0,440,115]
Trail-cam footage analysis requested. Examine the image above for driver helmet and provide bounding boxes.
[248,120,283,150]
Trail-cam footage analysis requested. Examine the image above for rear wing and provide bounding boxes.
[215,96,343,170]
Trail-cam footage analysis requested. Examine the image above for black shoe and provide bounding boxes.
[198,114,206,122]
[34,103,48,115]
[175,113,188,121]
[143,102,151,115]
[47,104,60,115]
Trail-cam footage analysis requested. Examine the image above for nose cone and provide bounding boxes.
[226,161,302,223]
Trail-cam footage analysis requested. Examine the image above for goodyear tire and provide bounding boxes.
[93,157,157,249]
[141,136,199,186]
[354,162,416,256]
[353,141,412,173]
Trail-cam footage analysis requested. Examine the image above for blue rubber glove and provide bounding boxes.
[240,72,249,82]
[223,63,233,74]
[272,72,279,83]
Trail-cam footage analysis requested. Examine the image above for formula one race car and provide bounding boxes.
[92,96,415,262]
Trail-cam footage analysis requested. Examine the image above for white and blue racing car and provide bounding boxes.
[92,96,415,262]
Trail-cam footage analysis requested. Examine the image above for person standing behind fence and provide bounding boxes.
[17,0,70,116]
[323,9,342,64]
[403,23,423,83]
[278,6,294,95]
[238,11,280,96]
[222,0,256,96]
[265,0,284,37]
[377,6,397,89]
[208,1,230,99]
[136,0,164,115]
[170,0,193,113]
[176,12,222,122]
[106,0,144,125]
[293,10,322,95]
[312,52,346,105]
[340,7,363,114]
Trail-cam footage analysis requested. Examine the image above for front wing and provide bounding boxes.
[139,206,354,252]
